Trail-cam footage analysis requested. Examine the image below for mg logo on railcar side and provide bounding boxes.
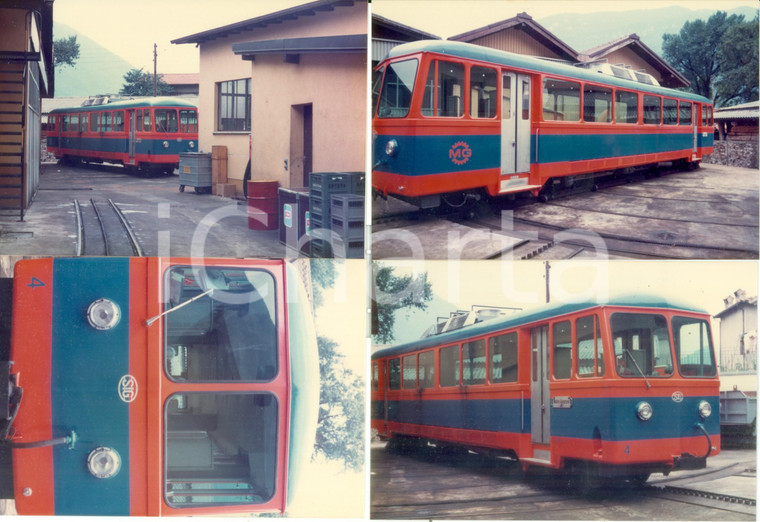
[118,375,138,403]
[449,141,472,166]
[672,391,684,403]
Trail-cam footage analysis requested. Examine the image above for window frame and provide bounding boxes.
[217,78,252,131]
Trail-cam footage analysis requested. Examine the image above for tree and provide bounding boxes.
[372,263,433,344]
[662,11,747,106]
[54,35,80,70]
[119,68,173,96]
[313,336,364,470]
[715,17,759,105]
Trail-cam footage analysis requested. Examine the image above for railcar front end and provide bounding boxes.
[6,257,318,516]
[371,298,720,483]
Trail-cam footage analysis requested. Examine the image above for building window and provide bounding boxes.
[217,78,251,132]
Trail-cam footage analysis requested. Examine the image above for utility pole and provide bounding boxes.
[545,261,550,303]
[153,43,157,97]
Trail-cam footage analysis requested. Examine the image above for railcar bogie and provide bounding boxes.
[372,41,714,209]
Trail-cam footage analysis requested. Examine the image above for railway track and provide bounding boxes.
[371,164,759,260]
[370,444,756,520]
[74,199,143,256]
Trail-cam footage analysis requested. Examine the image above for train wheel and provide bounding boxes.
[179,185,185,193]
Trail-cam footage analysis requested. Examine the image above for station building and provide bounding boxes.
[173,0,367,196]
[0,0,54,220]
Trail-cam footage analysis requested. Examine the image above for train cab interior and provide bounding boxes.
[161,266,279,507]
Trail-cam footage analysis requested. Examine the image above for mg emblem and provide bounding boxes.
[118,375,138,403]
[449,141,472,166]
[672,391,684,403]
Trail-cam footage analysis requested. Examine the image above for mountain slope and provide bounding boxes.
[54,23,135,97]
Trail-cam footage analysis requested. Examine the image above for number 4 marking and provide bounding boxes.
[27,277,45,289]
[624,445,631,456]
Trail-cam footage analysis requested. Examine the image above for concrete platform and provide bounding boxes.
[0,163,290,258]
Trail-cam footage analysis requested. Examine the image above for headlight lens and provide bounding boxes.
[87,447,121,479]
[636,401,653,421]
[698,400,712,419]
[87,298,121,330]
[385,139,398,157]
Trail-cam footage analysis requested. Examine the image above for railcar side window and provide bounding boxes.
[143,109,152,131]
[470,66,497,118]
[164,266,278,382]
[70,114,79,132]
[377,59,419,118]
[663,99,678,125]
[80,113,88,131]
[61,115,69,131]
[643,95,661,124]
[552,321,572,379]
[156,109,179,133]
[437,61,465,117]
[164,392,277,507]
[402,354,417,389]
[707,106,713,125]
[463,339,486,385]
[113,111,125,132]
[180,109,198,133]
[372,363,379,391]
[489,332,518,383]
[543,78,580,121]
[679,101,692,125]
[102,111,112,132]
[502,75,512,119]
[583,85,612,123]
[672,316,716,377]
[90,113,99,132]
[614,90,638,124]
[576,315,604,377]
[388,358,401,390]
[419,350,435,388]
[440,345,460,387]
[611,313,674,378]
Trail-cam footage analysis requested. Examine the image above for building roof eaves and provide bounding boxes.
[372,13,441,40]
[232,34,366,59]
[171,0,358,45]
[448,12,579,61]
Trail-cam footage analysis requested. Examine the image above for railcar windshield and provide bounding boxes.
[672,316,717,377]
[611,313,674,378]
[164,392,278,508]
[376,59,419,118]
[163,266,278,382]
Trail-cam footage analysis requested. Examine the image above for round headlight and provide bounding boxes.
[698,400,712,419]
[385,139,398,157]
[87,447,121,479]
[189,141,195,149]
[636,401,653,421]
[87,298,121,330]
[162,140,169,149]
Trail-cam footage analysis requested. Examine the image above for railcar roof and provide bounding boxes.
[382,40,711,104]
[49,96,197,114]
[371,294,707,360]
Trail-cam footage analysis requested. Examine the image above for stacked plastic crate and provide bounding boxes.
[309,172,364,257]
[330,194,364,258]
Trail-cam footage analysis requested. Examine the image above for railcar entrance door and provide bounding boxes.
[501,72,531,175]
[128,110,136,163]
[530,325,550,444]
[692,105,698,156]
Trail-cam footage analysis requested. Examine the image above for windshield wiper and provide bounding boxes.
[625,349,651,389]
[145,288,214,327]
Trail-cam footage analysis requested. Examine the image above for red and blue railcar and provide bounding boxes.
[47,97,198,175]
[372,41,715,208]
[5,256,318,515]
[371,297,720,482]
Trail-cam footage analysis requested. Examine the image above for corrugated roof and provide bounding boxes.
[714,101,759,121]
